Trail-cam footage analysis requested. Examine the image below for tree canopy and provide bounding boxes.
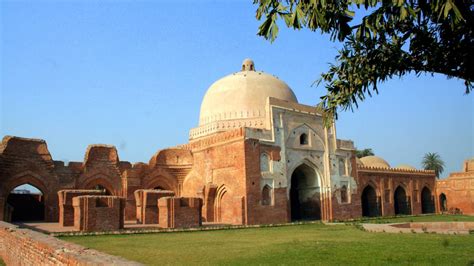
[356,148,375,158]
[422,152,445,178]
[254,0,473,122]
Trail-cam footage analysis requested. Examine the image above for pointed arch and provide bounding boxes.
[394,186,411,215]
[290,163,322,221]
[361,184,379,217]
[214,185,233,224]
[421,186,434,214]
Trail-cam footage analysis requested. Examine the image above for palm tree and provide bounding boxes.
[356,148,375,158]
[422,152,445,178]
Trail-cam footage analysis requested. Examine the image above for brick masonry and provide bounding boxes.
[1,132,470,229]
[134,189,175,224]
[0,221,141,265]
[58,189,104,226]
[158,197,202,228]
[73,195,125,232]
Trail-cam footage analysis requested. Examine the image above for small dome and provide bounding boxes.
[199,59,298,126]
[395,164,416,170]
[360,156,390,168]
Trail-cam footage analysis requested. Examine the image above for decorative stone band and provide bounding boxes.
[190,118,265,140]
[180,128,246,151]
[357,165,435,175]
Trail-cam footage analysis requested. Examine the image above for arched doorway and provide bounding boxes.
[6,184,45,222]
[421,187,434,214]
[290,164,321,221]
[439,193,448,212]
[361,185,379,217]
[394,186,411,215]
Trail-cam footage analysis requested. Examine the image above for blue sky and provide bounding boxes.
[1,0,472,182]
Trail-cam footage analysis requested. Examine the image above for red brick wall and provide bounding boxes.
[134,189,175,224]
[58,189,104,226]
[158,197,202,228]
[73,196,125,232]
[436,174,474,215]
[0,221,139,265]
[331,168,437,220]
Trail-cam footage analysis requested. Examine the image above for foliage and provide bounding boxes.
[254,0,473,123]
[356,148,375,158]
[422,152,445,178]
[63,217,474,265]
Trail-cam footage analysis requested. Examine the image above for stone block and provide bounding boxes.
[58,189,103,226]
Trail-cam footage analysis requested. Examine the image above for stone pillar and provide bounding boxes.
[158,197,202,229]
[58,190,103,226]
[73,196,125,232]
[134,189,175,224]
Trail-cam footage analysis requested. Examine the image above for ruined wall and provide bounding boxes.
[73,196,125,232]
[0,221,139,265]
[436,161,474,215]
[158,197,202,228]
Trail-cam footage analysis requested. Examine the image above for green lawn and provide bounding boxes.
[62,215,474,265]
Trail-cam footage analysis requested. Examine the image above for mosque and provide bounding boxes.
[0,59,472,225]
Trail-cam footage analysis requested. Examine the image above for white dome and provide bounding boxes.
[199,59,297,126]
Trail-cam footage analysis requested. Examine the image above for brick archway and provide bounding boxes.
[2,173,51,222]
[394,186,411,215]
[290,163,321,221]
[421,186,435,214]
[361,185,379,217]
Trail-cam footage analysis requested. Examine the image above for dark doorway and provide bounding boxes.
[439,193,448,212]
[6,184,45,222]
[290,164,321,221]
[361,185,379,217]
[394,186,411,215]
[421,187,434,214]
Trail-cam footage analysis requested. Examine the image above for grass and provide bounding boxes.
[0,258,4,266]
[61,215,474,265]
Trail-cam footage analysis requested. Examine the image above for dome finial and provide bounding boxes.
[241,58,255,71]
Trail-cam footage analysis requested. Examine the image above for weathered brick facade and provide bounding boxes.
[436,159,474,215]
[58,189,104,226]
[73,195,125,232]
[158,197,202,228]
[134,189,175,224]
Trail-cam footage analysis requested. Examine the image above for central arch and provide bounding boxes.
[421,187,434,214]
[361,185,379,217]
[290,163,321,221]
[394,186,411,215]
[6,184,45,222]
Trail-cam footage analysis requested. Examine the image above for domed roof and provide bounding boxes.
[395,164,417,170]
[360,156,390,168]
[199,59,298,126]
